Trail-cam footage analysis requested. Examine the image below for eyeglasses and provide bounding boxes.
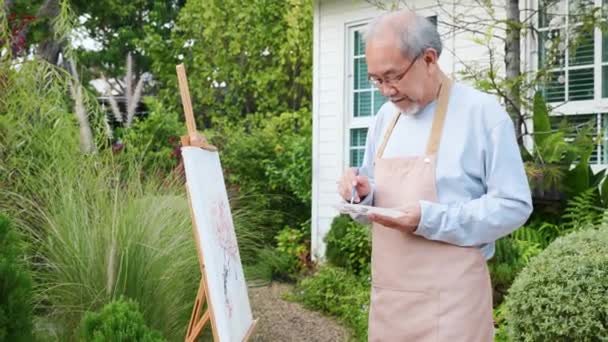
[368,52,422,88]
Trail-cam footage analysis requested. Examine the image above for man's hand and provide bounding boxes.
[368,202,421,233]
[338,168,370,203]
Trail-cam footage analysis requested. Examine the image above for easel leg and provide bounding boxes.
[186,278,210,342]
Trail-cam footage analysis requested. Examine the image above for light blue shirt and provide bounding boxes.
[354,82,533,260]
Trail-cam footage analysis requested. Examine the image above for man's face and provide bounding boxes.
[365,35,430,114]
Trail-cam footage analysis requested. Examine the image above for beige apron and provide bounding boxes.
[368,78,494,342]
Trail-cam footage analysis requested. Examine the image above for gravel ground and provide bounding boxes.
[248,282,351,342]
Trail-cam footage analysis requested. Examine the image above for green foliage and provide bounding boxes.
[0,213,33,342]
[0,58,199,340]
[493,303,511,342]
[70,0,184,84]
[524,92,606,223]
[26,158,200,340]
[0,57,275,340]
[601,173,608,206]
[294,266,370,341]
[489,233,544,306]
[324,215,371,275]
[505,227,608,341]
[264,122,312,206]
[244,248,297,284]
[80,297,165,342]
[245,222,312,284]
[531,92,551,149]
[276,227,306,257]
[152,0,312,123]
[492,188,608,308]
[120,97,184,176]
[562,137,595,198]
[489,238,526,306]
[524,161,564,198]
[229,191,280,266]
[3,0,65,59]
[526,93,596,194]
[0,58,105,231]
[208,110,312,244]
[561,188,603,232]
[276,226,310,274]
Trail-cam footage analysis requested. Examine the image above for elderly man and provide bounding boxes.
[337,10,533,342]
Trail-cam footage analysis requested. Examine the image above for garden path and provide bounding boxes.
[248,282,351,342]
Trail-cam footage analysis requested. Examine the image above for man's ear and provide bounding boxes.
[423,49,438,65]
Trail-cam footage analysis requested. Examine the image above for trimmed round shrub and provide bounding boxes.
[0,213,33,342]
[80,297,165,342]
[505,227,608,341]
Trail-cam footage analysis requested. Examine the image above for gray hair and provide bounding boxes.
[363,11,442,60]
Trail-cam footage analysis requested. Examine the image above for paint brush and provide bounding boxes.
[350,168,359,204]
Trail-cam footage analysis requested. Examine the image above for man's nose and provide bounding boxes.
[379,84,397,97]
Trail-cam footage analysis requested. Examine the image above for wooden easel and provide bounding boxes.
[177,64,217,152]
[177,63,218,342]
[177,64,257,342]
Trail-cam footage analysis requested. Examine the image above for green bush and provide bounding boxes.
[0,58,204,340]
[493,303,511,342]
[0,60,87,225]
[489,236,542,306]
[324,215,371,275]
[120,97,184,176]
[26,159,201,340]
[276,225,311,273]
[208,110,312,245]
[244,248,296,284]
[0,57,274,341]
[505,226,608,341]
[295,266,370,341]
[245,224,312,283]
[80,297,165,342]
[0,214,33,342]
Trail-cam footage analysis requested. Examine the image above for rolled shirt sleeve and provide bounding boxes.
[415,118,533,247]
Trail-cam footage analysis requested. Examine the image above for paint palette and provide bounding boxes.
[333,203,403,219]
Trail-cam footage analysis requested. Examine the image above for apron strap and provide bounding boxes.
[425,77,452,156]
[374,76,453,161]
[375,110,401,160]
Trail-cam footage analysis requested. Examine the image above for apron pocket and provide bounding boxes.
[369,285,439,342]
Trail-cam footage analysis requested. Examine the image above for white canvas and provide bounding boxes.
[181,146,254,342]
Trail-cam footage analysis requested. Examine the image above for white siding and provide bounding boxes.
[311,0,512,259]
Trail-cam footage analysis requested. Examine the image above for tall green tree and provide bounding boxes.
[149,0,313,126]
[2,1,184,89]
[2,0,62,63]
[70,0,185,84]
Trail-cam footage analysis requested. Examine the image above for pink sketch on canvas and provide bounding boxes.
[211,199,239,319]
[212,199,239,258]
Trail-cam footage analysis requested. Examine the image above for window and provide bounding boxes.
[536,0,608,165]
[350,128,368,167]
[348,27,387,167]
[347,16,438,167]
[538,0,597,102]
[353,30,386,118]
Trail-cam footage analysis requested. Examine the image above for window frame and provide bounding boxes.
[344,23,386,169]
[532,0,608,166]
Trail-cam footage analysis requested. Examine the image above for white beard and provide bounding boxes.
[399,103,421,116]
